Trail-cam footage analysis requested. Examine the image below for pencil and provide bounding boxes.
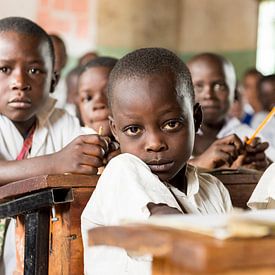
[98,126,103,136]
[246,107,275,145]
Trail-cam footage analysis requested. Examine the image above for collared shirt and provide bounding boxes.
[0,96,83,275]
[0,97,83,161]
[81,153,232,275]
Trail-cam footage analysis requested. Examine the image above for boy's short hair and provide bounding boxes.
[80,56,118,77]
[108,47,194,107]
[243,67,263,79]
[0,17,55,68]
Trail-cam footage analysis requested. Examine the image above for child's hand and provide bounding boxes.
[105,140,120,163]
[147,202,182,216]
[190,134,243,169]
[52,134,108,175]
[240,137,270,170]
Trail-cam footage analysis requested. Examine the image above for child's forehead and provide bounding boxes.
[112,73,192,110]
[0,31,51,61]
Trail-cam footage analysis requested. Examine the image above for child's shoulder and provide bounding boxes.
[105,153,150,172]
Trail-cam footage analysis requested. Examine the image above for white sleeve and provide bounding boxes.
[247,163,275,209]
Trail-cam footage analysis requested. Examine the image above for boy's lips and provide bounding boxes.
[8,97,31,108]
[146,159,174,173]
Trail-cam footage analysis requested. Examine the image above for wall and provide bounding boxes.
[0,0,259,77]
[178,0,259,78]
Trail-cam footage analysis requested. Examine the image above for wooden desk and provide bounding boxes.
[210,169,263,209]
[0,174,98,275]
[89,224,275,274]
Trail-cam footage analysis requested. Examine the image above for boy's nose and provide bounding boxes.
[10,71,30,91]
[145,132,168,152]
[93,92,108,111]
[202,85,215,99]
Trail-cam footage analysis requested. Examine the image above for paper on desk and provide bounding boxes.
[122,209,275,240]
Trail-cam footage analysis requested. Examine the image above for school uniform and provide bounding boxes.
[81,153,232,275]
[0,97,83,275]
[248,163,275,209]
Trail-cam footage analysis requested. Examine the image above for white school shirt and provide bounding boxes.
[216,117,275,162]
[0,97,83,275]
[81,153,232,275]
[247,163,275,209]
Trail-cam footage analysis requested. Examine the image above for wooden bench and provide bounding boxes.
[0,174,98,275]
[209,168,263,209]
[89,224,275,274]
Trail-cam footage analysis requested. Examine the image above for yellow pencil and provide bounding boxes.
[246,107,275,145]
[98,126,103,136]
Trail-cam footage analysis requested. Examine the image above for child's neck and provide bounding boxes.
[168,166,187,194]
[193,119,225,156]
[13,116,36,139]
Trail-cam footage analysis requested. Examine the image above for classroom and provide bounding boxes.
[0,0,275,274]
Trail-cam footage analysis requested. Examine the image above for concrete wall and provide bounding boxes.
[0,0,259,77]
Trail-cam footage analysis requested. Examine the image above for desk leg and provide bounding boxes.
[24,210,50,275]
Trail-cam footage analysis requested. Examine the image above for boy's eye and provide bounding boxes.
[0,67,10,74]
[28,68,42,74]
[162,120,182,131]
[213,82,227,92]
[81,95,92,102]
[193,83,204,92]
[124,126,142,136]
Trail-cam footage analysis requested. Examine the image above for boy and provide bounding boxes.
[81,48,232,275]
[250,74,275,148]
[77,56,118,137]
[187,53,273,169]
[241,68,263,125]
[0,17,108,274]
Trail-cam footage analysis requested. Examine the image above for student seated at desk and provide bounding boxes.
[0,17,111,274]
[78,57,117,136]
[81,48,233,275]
[187,53,272,170]
[77,56,120,167]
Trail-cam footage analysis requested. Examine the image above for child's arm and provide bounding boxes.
[147,202,182,216]
[189,134,243,169]
[0,134,108,185]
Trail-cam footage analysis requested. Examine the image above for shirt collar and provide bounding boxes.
[168,164,200,197]
[36,97,57,127]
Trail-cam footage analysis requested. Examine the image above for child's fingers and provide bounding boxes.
[80,134,109,154]
[79,154,104,168]
[245,141,269,153]
[219,134,243,152]
[76,143,105,158]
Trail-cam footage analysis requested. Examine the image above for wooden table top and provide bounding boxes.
[89,224,275,273]
[0,174,99,202]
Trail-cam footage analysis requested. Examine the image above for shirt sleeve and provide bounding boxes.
[247,163,275,209]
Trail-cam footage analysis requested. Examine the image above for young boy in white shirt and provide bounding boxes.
[81,47,233,275]
[0,16,110,274]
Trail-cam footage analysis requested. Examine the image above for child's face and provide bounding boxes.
[188,59,232,125]
[0,31,54,123]
[260,80,275,111]
[78,66,111,136]
[110,72,195,182]
[242,74,261,107]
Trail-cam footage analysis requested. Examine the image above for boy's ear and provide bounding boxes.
[193,103,203,133]
[50,71,60,94]
[109,116,120,142]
